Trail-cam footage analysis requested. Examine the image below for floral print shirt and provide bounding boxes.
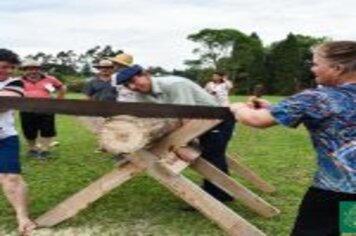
[271,84,356,193]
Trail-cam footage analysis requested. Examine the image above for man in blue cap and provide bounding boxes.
[116,64,236,204]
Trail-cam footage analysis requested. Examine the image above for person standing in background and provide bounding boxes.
[83,59,116,101]
[205,72,233,106]
[19,60,66,159]
[110,53,137,102]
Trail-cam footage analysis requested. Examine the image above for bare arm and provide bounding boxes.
[0,90,22,112]
[225,80,233,90]
[0,90,22,97]
[56,85,67,99]
[230,102,277,128]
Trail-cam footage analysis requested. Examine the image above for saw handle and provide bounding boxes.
[251,84,264,109]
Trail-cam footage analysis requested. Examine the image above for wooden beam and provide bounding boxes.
[227,156,276,193]
[191,158,280,218]
[128,150,266,236]
[149,119,221,175]
[151,119,221,158]
[36,162,143,227]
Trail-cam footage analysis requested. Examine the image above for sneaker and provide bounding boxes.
[27,150,40,158]
[39,151,51,159]
[180,204,197,212]
[113,155,129,166]
[94,148,105,153]
[50,141,60,147]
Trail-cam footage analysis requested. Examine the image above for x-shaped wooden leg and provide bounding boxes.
[35,120,279,236]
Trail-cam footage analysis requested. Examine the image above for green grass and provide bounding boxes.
[0,95,316,236]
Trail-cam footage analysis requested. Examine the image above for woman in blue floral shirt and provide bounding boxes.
[230,41,356,236]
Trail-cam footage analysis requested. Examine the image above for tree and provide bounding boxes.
[294,35,327,90]
[230,32,267,94]
[80,63,93,77]
[266,33,302,95]
[266,34,327,94]
[187,29,247,69]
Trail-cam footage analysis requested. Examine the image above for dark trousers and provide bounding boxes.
[20,112,56,140]
[199,117,235,201]
[291,187,356,236]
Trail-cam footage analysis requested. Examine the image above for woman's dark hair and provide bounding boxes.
[0,49,20,65]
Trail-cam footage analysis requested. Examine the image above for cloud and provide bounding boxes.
[1,0,355,69]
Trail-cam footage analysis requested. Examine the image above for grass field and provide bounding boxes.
[0,96,318,236]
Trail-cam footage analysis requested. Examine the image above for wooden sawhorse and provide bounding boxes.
[35,119,280,236]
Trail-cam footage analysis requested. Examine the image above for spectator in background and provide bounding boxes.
[205,72,233,106]
[83,59,117,101]
[110,53,137,102]
[0,49,36,235]
[19,60,66,159]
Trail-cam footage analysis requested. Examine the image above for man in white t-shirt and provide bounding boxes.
[0,49,36,234]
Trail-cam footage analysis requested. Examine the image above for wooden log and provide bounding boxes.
[77,116,106,134]
[99,115,181,154]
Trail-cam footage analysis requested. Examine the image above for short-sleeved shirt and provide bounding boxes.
[116,85,137,102]
[0,78,24,139]
[22,74,63,98]
[205,81,232,106]
[270,84,356,193]
[135,75,219,106]
[83,77,117,101]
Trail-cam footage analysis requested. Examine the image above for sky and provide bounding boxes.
[1,0,355,69]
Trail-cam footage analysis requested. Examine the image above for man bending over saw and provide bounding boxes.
[115,64,235,203]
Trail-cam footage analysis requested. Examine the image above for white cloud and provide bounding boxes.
[1,0,355,69]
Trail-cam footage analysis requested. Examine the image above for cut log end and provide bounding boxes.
[99,115,180,154]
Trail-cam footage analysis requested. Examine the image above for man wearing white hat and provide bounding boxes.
[83,59,117,101]
[19,59,66,159]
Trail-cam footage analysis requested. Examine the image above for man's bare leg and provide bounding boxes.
[0,174,36,235]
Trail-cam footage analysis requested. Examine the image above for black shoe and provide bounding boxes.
[27,150,40,158]
[112,154,126,162]
[113,155,129,166]
[180,205,197,212]
[39,151,51,159]
[217,196,234,202]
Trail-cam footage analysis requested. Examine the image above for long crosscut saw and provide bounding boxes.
[0,97,234,120]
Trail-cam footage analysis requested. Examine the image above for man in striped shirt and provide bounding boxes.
[0,49,36,235]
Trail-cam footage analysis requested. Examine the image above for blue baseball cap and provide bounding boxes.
[116,64,143,84]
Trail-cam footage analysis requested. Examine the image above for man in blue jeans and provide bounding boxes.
[0,49,36,234]
[115,64,235,202]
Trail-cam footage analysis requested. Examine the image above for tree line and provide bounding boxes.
[173,29,327,95]
[24,29,328,95]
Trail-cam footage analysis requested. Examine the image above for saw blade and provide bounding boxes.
[0,97,234,120]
